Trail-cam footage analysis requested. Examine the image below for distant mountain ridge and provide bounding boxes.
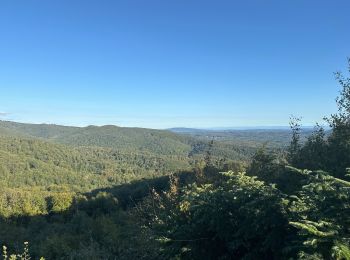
[168,126,317,132]
[0,120,191,156]
[0,120,196,192]
[1,120,316,169]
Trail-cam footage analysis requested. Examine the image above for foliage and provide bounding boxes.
[286,167,350,259]
[141,171,289,259]
[139,166,350,259]
[288,116,302,166]
[2,242,44,260]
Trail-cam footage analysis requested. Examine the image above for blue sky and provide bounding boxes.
[0,1,349,129]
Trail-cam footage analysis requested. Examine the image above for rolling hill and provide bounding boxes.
[0,120,299,194]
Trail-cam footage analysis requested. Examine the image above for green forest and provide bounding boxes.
[1,61,350,259]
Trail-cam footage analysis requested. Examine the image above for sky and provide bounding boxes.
[0,1,349,129]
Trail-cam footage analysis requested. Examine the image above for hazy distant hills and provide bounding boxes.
[169,127,315,149]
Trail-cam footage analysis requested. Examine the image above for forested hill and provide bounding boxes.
[0,121,190,155]
[0,135,193,191]
[0,120,284,163]
[0,120,258,193]
[0,120,309,194]
[0,121,196,192]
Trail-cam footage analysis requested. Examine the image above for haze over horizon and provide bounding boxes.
[1,1,349,128]
[0,119,323,131]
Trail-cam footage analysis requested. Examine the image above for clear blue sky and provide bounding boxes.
[0,1,349,129]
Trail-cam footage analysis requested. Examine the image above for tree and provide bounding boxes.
[142,171,289,259]
[247,146,282,184]
[288,116,302,166]
[326,58,350,176]
[295,124,328,171]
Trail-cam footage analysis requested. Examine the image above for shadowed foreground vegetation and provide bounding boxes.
[1,164,349,259]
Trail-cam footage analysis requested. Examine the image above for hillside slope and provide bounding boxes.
[0,135,191,191]
[0,121,191,156]
[0,121,262,163]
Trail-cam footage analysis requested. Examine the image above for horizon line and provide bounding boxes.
[0,119,327,131]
